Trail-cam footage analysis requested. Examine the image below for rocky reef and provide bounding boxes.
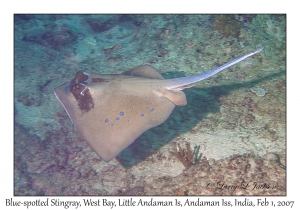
[14,14,286,196]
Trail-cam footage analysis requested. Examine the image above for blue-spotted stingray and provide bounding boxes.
[54,46,264,162]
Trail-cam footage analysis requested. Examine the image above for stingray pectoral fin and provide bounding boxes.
[122,65,165,79]
[170,83,196,91]
[72,93,176,162]
[55,72,178,162]
[54,82,78,125]
[155,88,187,106]
[53,90,141,162]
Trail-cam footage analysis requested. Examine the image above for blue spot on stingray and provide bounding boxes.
[119,111,124,116]
[116,117,120,120]
[140,114,144,117]
[111,123,114,126]
[127,120,130,122]
[105,119,109,123]
[150,108,155,112]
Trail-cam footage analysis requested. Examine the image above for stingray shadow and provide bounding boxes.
[116,70,285,168]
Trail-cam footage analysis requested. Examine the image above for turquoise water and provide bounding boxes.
[14,14,286,195]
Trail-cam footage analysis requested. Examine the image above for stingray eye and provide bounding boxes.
[69,71,90,93]
[74,71,89,83]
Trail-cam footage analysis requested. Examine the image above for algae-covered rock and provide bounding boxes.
[211,15,242,38]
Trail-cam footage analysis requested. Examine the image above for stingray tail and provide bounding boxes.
[166,46,264,91]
